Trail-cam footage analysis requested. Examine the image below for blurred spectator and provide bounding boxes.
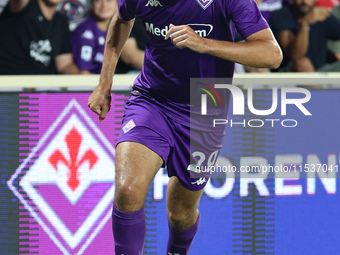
[115,17,145,74]
[256,0,290,21]
[71,0,115,74]
[0,0,85,74]
[269,0,340,72]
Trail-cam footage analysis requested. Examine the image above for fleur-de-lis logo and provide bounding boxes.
[49,127,98,191]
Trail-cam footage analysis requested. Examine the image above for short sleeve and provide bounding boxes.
[226,0,269,39]
[118,0,136,21]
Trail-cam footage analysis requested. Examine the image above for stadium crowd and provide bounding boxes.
[0,0,339,74]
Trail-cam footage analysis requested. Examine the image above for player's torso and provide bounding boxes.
[135,0,233,49]
[129,0,236,125]
[133,0,236,98]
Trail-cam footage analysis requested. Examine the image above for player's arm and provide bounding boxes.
[165,25,282,69]
[88,1,134,122]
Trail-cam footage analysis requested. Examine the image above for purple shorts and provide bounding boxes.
[116,91,225,191]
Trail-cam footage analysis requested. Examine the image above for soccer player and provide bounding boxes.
[88,0,282,254]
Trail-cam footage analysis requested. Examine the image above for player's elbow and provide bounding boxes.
[267,45,283,69]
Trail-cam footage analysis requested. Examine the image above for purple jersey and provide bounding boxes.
[118,0,268,127]
[72,17,107,74]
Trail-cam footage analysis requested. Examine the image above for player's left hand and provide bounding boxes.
[165,24,207,53]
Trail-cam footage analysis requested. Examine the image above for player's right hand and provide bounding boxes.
[165,24,207,53]
[87,85,112,123]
